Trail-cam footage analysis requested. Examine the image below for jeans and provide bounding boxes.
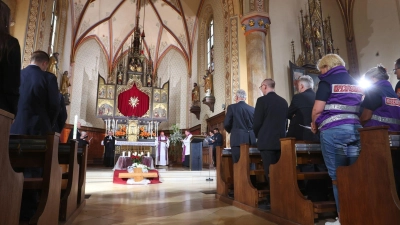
[320,124,361,213]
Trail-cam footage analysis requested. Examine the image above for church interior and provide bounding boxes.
[1,0,400,224]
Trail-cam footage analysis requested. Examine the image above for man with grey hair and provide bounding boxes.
[287,75,319,141]
[224,89,256,163]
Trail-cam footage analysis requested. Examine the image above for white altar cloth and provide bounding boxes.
[115,141,156,146]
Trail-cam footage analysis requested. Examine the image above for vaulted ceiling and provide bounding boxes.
[71,0,205,73]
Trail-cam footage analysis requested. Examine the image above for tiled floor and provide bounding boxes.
[71,168,275,225]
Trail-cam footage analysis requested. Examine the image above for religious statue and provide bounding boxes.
[203,71,213,96]
[192,83,200,105]
[117,71,123,85]
[47,52,59,77]
[147,74,152,87]
[60,71,71,95]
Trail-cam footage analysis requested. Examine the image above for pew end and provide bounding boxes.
[0,110,24,225]
[337,126,400,225]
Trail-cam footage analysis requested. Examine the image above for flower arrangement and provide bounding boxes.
[139,126,150,138]
[169,124,183,145]
[131,154,143,164]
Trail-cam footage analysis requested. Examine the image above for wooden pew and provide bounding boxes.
[233,144,267,208]
[77,145,88,206]
[269,138,336,225]
[216,147,233,197]
[9,133,62,225]
[58,141,79,221]
[337,126,400,225]
[0,110,24,225]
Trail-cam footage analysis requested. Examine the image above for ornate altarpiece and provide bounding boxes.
[96,26,169,142]
[289,0,339,97]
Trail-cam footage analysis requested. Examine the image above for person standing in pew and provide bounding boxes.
[311,54,363,225]
[254,79,288,185]
[103,130,116,167]
[359,65,400,198]
[10,51,60,135]
[0,1,21,116]
[287,75,329,201]
[223,89,257,163]
[287,75,319,142]
[211,128,223,167]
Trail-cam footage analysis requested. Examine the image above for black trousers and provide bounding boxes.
[259,149,281,183]
[183,155,190,167]
[231,146,240,163]
[212,146,217,166]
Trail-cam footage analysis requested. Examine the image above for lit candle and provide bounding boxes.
[73,115,78,139]
[122,151,126,157]
[147,152,150,157]
[134,151,137,156]
[141,151,144,156]
[128,151,131,157]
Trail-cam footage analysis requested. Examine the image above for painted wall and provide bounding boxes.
[157,48,188,131]
[354,0,400,85]
[70,39,106,128]
[269,0,307,102]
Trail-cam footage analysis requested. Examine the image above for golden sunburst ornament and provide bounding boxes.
[129,96,139,108]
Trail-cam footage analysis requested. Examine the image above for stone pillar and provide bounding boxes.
[241,11,270,106]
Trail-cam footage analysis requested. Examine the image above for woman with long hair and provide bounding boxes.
[0,1,21,115]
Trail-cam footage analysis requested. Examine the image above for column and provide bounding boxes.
[241,3,270,106]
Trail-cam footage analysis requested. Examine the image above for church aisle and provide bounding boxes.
[71,168,276,225]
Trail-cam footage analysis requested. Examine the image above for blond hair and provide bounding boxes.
[317,54,345,71]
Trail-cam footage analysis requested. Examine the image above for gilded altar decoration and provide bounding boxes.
[248,19,255,27]
[241,24,246,31]
[258,19,264,27]
[291,0,336,67]
[95,0,169,141]
[47,52,59,77]
[60,71,71,95]
[129,96,139,108]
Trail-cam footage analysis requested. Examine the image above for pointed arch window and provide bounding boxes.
[49,0,58,54]
[207,19,214,72]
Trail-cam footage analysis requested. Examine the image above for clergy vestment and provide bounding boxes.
[155,136,170,166]
[103,135,116,167]
[182,134,192,167]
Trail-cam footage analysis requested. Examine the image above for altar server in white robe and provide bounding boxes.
[155,131,170,166]
[181,130,192,167]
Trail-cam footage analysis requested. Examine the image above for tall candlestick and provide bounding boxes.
[73,115,78,139]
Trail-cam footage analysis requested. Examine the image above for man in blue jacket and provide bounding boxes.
[11,51,59,135]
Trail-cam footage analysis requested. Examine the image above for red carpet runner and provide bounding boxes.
[113,169,161,184]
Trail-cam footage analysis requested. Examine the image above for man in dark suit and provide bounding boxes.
[287,75,319,142]
[254,79,288,183]
[103,130,115,167]
[11,51,59,135]
[211,128,223,166]
[224,89,256,163]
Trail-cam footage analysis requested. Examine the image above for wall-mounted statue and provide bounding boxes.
[203,70,213,97]
[60,71,71,105]
[60,71,71,95]
[47,52,59,78]
[192,83,200,105]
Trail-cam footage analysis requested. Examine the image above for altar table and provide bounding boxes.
[113,156,154,170]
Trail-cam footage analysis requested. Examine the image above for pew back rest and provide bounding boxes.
[9,137,49,168]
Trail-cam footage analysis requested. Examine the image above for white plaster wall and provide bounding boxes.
[321,0,349,68]
[70,39,107,128]
[157,49,188,130]
[269,0,307,102]
[354,0,400,85]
